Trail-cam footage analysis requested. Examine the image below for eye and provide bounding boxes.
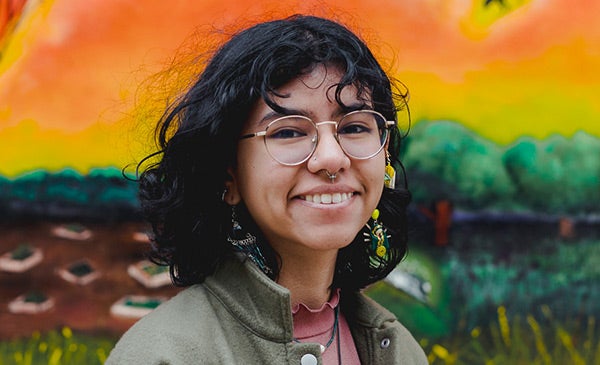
[266,116,314,140]
[268,127,307,139]
[338,122,373,135]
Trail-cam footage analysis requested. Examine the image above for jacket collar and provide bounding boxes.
[203,256,397,342]
[203,256,294,342]
[341,289,398,328]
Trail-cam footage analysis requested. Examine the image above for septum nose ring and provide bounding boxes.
[325,170,337,183]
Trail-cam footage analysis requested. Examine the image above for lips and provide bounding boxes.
[300,192,354,204]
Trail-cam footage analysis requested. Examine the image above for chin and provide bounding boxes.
[304,233,357,251]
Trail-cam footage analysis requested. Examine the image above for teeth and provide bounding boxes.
[332,193,341,203]
[302,192,353,204]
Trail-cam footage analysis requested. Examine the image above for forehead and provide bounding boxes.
[276,65,363,107]
[247,65,371,127]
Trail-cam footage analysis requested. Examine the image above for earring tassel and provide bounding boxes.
[384,163,396,189]
[363,209,390,258]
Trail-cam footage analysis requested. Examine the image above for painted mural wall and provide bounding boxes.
[1,0,598,363]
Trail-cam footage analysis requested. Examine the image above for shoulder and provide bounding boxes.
[344,291,428,364]
[106,285,223,365]
[130,284,219,333]
[380,317,428,364]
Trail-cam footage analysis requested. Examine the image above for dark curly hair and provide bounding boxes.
[138,14,411,291]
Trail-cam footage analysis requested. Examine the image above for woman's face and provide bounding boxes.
[227,64,386,258]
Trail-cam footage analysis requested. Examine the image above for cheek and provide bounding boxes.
[365,157,386,201]
[234,143,285,199]
[236,140,267,172]
[366,155,386,183]
[233,144,257,199]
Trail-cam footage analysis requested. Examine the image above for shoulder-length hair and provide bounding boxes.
[138,14,411,291]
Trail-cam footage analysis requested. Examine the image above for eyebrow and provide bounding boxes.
[256,109,297,126]
[256,102,370,126]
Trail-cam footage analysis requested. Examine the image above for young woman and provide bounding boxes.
[107,14,427,365]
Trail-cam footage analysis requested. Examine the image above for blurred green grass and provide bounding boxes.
[423,306,599,365]
[0,327,115,365]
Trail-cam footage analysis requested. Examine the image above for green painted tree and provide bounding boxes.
[403,121,515,209]
[403,121,600,213]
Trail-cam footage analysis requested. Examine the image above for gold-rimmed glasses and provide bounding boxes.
[240,110,396,166]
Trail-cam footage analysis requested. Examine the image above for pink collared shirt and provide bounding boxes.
[292,289,361,364]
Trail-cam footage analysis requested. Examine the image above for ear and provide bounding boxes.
[223,167,242,205]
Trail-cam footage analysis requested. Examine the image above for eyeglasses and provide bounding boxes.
[240,110,395,166]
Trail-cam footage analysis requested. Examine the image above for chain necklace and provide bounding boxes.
[293,305,339,353]
[336,319,342,365]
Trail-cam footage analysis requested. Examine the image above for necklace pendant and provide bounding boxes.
[319,344,326,353]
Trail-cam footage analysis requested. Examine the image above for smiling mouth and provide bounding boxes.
[300,192,354,204]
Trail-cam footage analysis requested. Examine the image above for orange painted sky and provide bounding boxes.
[0,0,598,176]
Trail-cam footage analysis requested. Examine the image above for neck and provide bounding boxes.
[277,249,338,309]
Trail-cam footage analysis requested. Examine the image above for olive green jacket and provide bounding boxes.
[106,257,427,364]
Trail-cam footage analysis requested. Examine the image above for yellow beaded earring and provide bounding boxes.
[363,209,390,258]
[384,151,396,189]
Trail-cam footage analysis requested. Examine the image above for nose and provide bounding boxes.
[306,122,351,176]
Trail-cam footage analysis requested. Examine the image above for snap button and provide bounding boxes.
[300,353,318,365]
[380,338,391,348]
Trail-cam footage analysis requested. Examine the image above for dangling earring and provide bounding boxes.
[226,205,272,275]
[384,151,396,189]
[363,209,390,258]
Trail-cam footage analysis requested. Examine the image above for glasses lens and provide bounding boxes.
[338,111,388,159]
[264,116,317,165]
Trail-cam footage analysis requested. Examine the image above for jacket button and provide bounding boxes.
[300,353,318,365]
[380,338,391,348]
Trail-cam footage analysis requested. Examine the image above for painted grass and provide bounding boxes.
[423,305,600,365]
[0,327,115,365]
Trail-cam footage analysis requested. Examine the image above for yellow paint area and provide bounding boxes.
[402,39,599,144]
[0,119,154,178]
[461,0,532,38]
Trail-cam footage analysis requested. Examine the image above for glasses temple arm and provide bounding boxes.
[240,131,267,139]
